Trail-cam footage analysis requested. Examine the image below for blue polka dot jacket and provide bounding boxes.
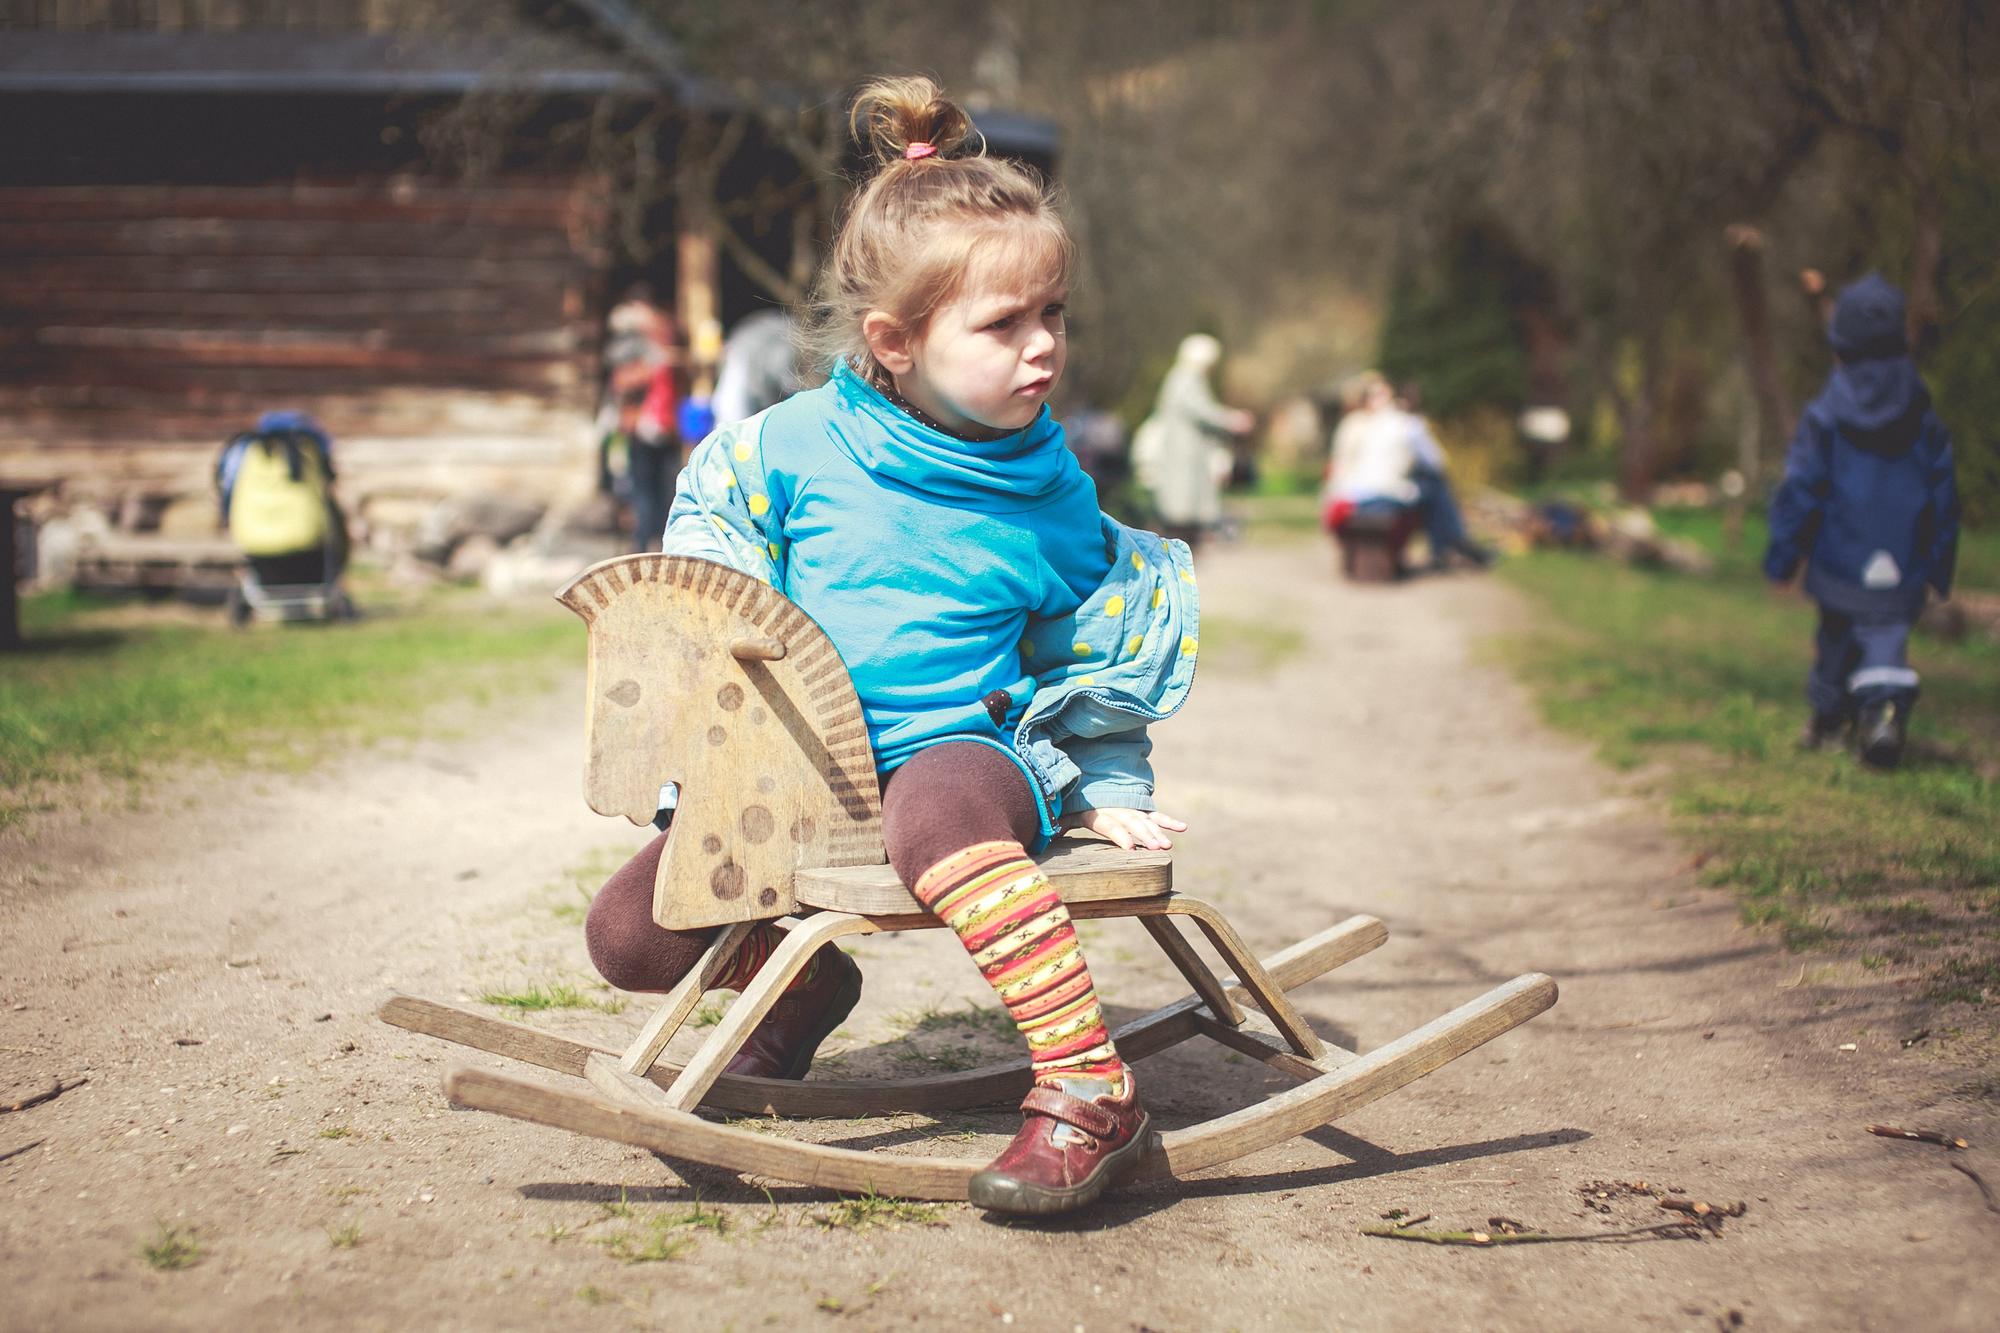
[661,363,1200,834]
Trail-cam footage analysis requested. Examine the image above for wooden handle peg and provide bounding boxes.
[730,635,787,662]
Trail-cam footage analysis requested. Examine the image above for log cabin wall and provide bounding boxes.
[0,59,621,512]
[0,173,606,502]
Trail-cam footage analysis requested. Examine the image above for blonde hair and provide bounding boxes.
[799,75,1075,384]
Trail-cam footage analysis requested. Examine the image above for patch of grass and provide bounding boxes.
[1200,613,1308,675]
[691,1001,726,1028]
[316,1126,352,1140]
[812,1191,947,1232]
[548,889,594,926]
[547,846,627,924]
[1,582,575,828]
[896,1004,1017,1041]
[602,1227,693,1264]
[1237,492,1324,544]
[891,1044,984,1072]
[1927,956,2000,1006]
[1498,511,2000,1021]
[479,982,626,1014]
[326,1221,364,1250]
[140,1221,202,1271]
[597,1194,730,1264]
[888,1003,1017,1072]
[577,1284,611,1306]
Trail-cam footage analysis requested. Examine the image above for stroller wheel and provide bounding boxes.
[331,592,360,622]
[227,584,252,628]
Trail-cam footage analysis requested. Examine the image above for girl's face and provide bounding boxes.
[870,257,1068,438]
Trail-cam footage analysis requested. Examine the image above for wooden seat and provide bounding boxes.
[794,838,1170,916]
[381,553,1558,1203]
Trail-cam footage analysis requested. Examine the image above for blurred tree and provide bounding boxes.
[241,0,1998,511]
[1377,221,1527,421]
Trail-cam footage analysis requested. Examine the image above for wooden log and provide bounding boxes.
[0,183,586,228]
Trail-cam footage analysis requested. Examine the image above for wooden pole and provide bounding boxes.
[1725,225,1795,481]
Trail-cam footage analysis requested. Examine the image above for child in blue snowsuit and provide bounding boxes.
[1763,273,1959,769]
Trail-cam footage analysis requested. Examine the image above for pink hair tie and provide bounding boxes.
[903,141,937,161]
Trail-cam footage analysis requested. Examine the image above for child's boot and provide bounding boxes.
[1799,708,1847,750]
[967,1071,1150,1215]
[1857,699,1908,770]
[723,945,862,1080]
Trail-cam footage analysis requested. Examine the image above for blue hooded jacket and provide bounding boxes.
[662,363,1200,837]
[1764,274,1959,616]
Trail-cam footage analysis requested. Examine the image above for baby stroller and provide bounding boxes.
[215,411,355,625]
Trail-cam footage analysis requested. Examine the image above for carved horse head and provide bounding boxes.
[557,555,885,930]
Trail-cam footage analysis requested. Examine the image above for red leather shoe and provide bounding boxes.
[723,945,862,1080]
[967,1072,1150,1215]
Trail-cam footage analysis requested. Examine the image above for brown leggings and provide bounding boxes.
[585,741,1042,992]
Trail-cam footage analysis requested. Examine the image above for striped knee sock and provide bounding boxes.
[709,922,816,993]
[913,841,1125,1088]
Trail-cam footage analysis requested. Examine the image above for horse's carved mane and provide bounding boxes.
[558,555,885,930]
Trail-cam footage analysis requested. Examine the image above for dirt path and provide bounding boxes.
[3,535,1994,1331]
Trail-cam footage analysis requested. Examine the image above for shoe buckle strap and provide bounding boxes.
[1020,1085,1117,1140]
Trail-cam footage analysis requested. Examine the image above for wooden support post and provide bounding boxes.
[1141,915,1243,1026]
[676,226,721,397]
[659,912,876,1111]
[1170,899,1325,1060]
[620,919,755,1077]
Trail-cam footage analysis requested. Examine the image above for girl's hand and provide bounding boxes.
[1064,807,1189,851]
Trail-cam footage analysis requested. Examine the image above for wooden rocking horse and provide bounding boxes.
[380,554,1557,1201]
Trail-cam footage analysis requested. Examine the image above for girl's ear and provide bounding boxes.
[863,311,915,376]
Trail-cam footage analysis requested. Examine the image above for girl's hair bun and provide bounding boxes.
[849,74,977,165]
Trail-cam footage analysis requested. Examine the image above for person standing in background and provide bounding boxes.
[1764,273,1959,769]
[712,309,803,427]
[597,283,686,551]
[1132,333,1253,549]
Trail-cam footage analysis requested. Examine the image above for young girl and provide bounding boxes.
[584,75,1199,1216]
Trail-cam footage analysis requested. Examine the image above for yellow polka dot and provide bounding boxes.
[1179,568,1195,584]
[1151,587,1165,610]
[1078,674,1096,685]
[767,542,781,559]
[1073,641,1092,658]
[733,439,753,461]
[1180,635,1198,656]
[710,516,727,531]
[1020,639,1036,659]
[1126,634,1145,655]
[748,493,770,517]
[1131,552,1145,571]
[721,471,736,489]
[1103,594,1125,617]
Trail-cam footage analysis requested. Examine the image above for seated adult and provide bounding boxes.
[1325,372,1418,516]
[1399,383,1494,570]
[1323,373,1491,570]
